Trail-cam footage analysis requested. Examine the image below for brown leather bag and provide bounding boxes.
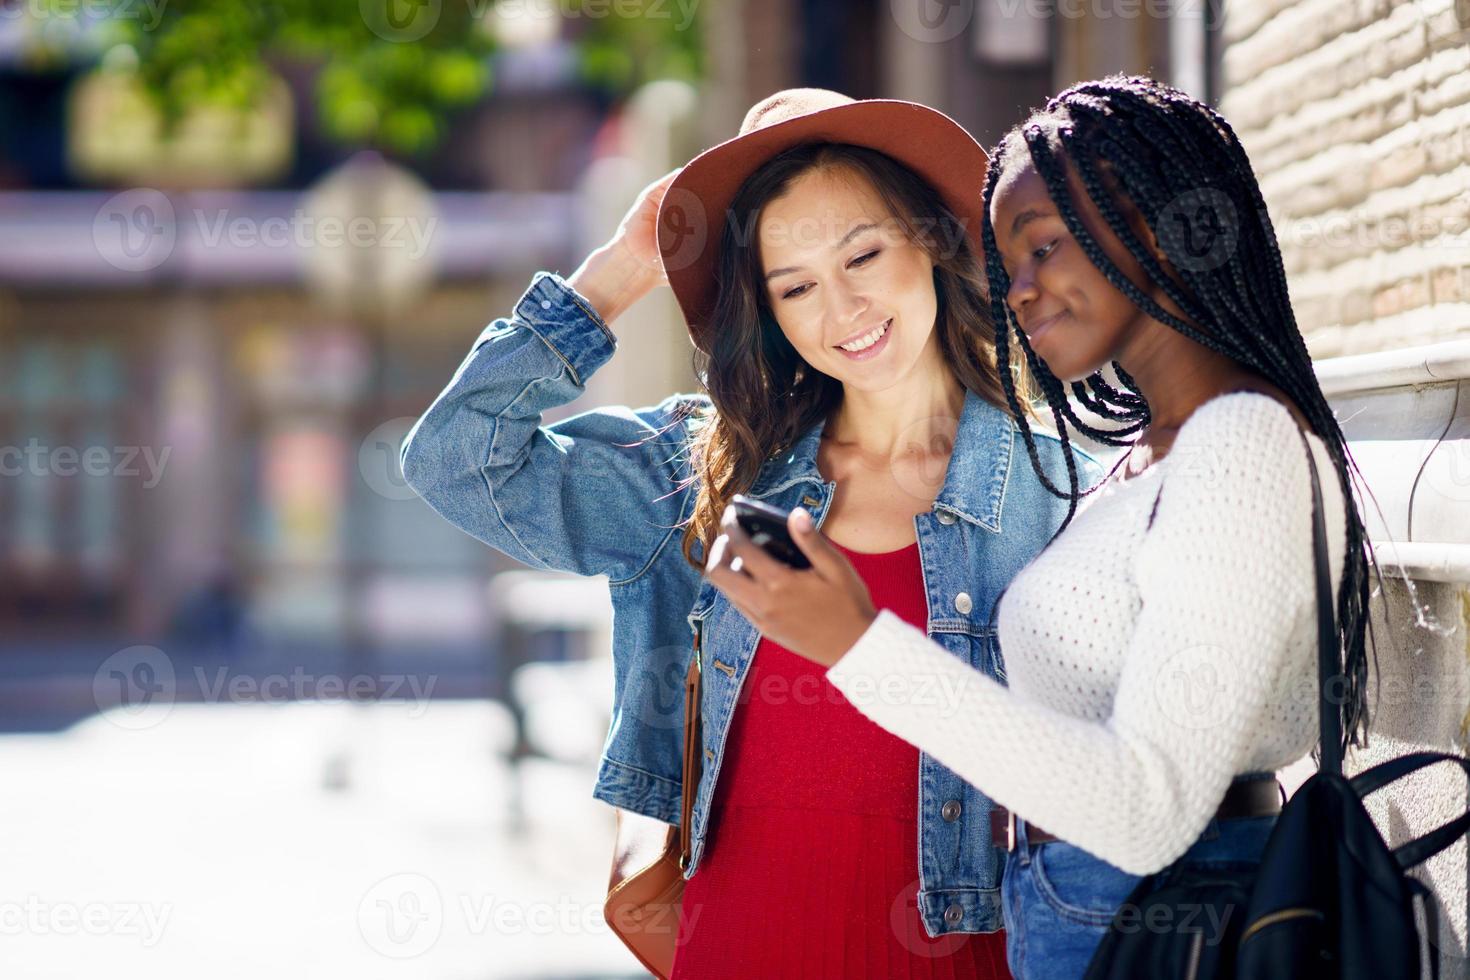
[603,624,703,978]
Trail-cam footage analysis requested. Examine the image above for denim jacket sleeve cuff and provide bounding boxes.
[511,271,619,387]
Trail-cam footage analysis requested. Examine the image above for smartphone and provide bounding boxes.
[731,494,811,569]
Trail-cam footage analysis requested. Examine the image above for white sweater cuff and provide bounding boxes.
[825,608,968,712]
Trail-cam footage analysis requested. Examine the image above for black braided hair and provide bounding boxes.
[980,74,1379,755]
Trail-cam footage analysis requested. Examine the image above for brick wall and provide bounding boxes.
[1222,5,1470,971]
[1220,0,1470,356]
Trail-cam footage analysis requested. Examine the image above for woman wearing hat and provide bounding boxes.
[402,88,1097,976]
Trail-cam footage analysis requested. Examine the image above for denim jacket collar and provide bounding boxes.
[747,386,1016,533]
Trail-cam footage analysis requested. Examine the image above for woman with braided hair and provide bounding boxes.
[702,75,1377,977]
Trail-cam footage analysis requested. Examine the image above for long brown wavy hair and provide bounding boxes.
[675,142,1036,571]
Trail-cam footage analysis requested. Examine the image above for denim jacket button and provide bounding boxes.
[941,800,962,822]
[540,299,552,310]
[936,509,956,525]
[943,903,964,925]
[954,592,973,615]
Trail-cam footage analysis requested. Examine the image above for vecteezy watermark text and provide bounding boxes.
[0,440,169,489]
[0,897,172,947]
[93,189,438,274]
[0,0,167,31]
[357,872,705,959]
[94,646,439,731]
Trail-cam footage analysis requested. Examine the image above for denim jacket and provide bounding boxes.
[401,271,1101,936]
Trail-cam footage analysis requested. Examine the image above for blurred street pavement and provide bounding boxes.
[0,699,648,979]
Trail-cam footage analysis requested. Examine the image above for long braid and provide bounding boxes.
[1113,362,1144,397]
[982,140,1088,523]
[983,74,1378,754]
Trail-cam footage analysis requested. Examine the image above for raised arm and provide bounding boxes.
[400,171,708,583]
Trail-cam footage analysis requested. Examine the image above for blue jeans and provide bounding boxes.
[1000,812,1277,979]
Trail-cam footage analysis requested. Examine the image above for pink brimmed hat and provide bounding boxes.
[657,88,990,354]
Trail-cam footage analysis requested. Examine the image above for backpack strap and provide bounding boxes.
[1350,750,1470,870]
[1395,809,1470,872]
[1295,426,1343,776]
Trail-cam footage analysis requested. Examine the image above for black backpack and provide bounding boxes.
[1086,427,1468,979]
[1235,750,1466,978]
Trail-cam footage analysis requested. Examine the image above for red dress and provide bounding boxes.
[670,540,1010,979]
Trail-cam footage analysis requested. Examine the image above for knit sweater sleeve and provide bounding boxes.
[825,395,1333,874]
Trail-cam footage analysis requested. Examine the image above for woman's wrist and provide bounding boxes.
[567,239,661,326]
[822,608,879,668]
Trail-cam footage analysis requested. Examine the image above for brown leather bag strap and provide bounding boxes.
[677,620,703,869]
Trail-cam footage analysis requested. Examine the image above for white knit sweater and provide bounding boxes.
[825,392,1349,874]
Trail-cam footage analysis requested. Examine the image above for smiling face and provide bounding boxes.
[988,156,1161,383]
[757,166,941,392]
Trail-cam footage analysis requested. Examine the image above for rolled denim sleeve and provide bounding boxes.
[401,271,705,583]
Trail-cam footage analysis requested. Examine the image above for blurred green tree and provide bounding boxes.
[562,0,702,94]
[45,0,702,156]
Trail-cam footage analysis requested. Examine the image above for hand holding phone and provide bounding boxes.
[731,494,812,569]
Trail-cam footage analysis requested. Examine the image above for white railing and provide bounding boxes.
[1319,340,1470,584]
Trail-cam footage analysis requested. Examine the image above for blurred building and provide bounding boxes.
[0,9,610,726]
[695,0,1212,165]
[0,0,1215,699]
